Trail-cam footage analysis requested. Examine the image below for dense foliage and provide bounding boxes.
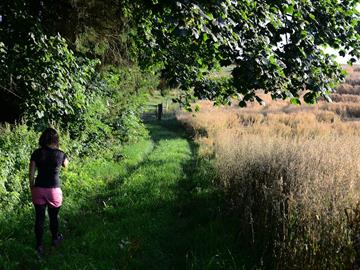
[135,0,360,106]
[2,0,360,117]
[0,0,159,139]
[1,1,91,126]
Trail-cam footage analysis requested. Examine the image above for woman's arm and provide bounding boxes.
[62,158,69,168]
[29,160,36,188]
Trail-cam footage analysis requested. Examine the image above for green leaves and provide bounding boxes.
[303,92,318,104]
[1,19,100,131]
[2,0,360,115]
[134,0,360,106]
[284,4,294,15]
[290,98,301,105]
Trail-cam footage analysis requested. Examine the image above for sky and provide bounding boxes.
[325,48,357,64]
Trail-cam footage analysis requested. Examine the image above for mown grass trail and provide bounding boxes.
[1,119,244,269]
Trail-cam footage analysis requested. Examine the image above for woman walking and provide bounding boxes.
[29,128,69,255]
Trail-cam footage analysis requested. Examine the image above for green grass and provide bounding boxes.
[0,119,247,269]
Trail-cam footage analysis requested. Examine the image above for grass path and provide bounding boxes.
[1,119,244,269]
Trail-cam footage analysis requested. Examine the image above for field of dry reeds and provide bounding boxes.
[178,65,360,269]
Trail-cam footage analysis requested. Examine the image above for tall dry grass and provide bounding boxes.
[336,84,360,95]
[331,94,360,103]
[336,65,360,95]
[178,98,360,269]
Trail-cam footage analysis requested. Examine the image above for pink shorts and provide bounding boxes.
[31,187,63,208]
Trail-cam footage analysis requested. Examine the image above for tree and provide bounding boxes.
[0,0,98,129]
[2,0,359,115]
[135,0,360,106]
[0,0,155,142]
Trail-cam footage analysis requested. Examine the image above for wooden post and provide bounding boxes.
[157,103,163,120]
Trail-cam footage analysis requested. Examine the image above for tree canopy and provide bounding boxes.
[1,0,360,118]
[136,0,360,106]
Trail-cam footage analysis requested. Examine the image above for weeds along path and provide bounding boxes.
[1,119,243,270]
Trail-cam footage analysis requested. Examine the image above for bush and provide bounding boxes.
[0,124,38,213]
[21,35,101,133]
[99,66,159,142]
[0,27,102,132]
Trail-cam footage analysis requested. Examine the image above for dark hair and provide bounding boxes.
[39,128,59,148]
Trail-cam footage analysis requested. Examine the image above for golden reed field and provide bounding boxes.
[178,66,360,269]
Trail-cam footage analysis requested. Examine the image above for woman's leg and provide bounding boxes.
[34,204,46,248]
[48,206,60,241]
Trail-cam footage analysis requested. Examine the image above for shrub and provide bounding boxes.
[100,66,159,142]
[0,28,102,133]
[0,124,38,213]
[22,36,101,133]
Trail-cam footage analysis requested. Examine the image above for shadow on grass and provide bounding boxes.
[1,118,249,270]
[145,118,190,142]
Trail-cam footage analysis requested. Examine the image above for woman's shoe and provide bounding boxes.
[36,245,44,256]
[52,233,64,247]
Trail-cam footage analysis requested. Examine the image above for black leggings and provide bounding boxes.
[34,204,60,247]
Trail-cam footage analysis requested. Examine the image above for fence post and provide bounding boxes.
[157,103,163,120]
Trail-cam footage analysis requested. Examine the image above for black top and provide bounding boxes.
[31,147,67,188]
